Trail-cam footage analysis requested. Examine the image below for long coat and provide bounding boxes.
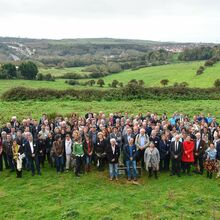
[144,147,160,171]
[182,141,195,163]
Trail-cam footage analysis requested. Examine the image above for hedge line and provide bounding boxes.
[2,86,220,101]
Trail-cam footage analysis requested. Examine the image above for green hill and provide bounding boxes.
[89,61,220,88]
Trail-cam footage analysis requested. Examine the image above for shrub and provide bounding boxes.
[214,79,220,88]
[66,80,80,86]
[160,79,169,87]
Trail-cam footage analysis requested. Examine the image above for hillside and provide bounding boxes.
[79,61,220,88]
[0,37,216,62]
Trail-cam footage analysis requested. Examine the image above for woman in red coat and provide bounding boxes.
[182,135,195,176]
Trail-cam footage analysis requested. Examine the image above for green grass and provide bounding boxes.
[0,165,220,219]
[0,79,72,95]
[1,61,220,96]
[0,99,220,124]
[79,61,220,88]
[39,66,89,77]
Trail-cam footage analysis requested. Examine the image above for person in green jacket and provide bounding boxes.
[73,137,84,177]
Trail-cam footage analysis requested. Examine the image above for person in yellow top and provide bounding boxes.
[12,140,24,178]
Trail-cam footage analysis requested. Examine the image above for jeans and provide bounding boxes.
[109,163,118,178]
[126,160,137,178]
[85,155,92,165]
[29,156,41,175]
[55,156,64,173]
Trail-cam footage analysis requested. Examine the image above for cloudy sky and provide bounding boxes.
[0,0,220,42]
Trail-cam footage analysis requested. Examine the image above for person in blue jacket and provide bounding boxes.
[125,137,138,181]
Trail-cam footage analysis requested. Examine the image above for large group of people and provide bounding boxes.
[0,111,220,182]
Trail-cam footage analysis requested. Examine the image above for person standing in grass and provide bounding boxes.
[144,142,160,179]
[135,128,149,168]
[95,132,107,171]
[204,143,217,179]
[45,132,54,167]
[73,136,84,177]
[158,134,170,171]
[193,132,206,175]
[170,135,183,177]
[53,134,64,174]
[182,136,194,176]
[106,138,120,181]
[4,134,14,172]
[83,134,94,173]
[12,139,24,178]
[64,134,73,172]
[125,137,138,181]
[1,131,9,170]
[25,133,41,176]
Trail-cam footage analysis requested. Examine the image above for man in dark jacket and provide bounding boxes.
[193,132,206,175]
[25,133,41,176]
[170,135,183,177]
[106,138,120,181]
[124,138,138,181]
[3,134,14,172]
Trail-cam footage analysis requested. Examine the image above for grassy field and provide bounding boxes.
[38,61,220,89]
[0,164,220,220]
[39,67,89,77]
[0,99,220,124]
[1,61,220,219]
[91,61,220,88]
[0,61,220,96]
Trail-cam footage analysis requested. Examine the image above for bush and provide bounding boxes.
[3,86,220,101]
[214,79,220,88]
[65,80,80,86]
[37,73,55,81]
[160,79,169,87]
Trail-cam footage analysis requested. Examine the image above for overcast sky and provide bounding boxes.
[0,0,220,42]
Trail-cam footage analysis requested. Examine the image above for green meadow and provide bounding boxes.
[1,61,220,220]
[0,99,220,124]
[1,61,220,96]
[0,165,220,220]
